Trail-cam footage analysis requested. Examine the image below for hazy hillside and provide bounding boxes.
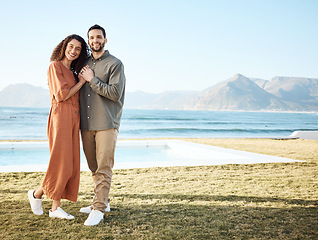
[191,74,290,111]
[124,74,317,111]
[264,77,318,104]
[1,74,317,112]
[124,91,157,109]
[250,78,268,88]
[0,84,50,107]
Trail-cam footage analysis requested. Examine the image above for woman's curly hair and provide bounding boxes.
[50,34,89,75]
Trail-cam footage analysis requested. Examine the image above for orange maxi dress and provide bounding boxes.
[42,61,80,202]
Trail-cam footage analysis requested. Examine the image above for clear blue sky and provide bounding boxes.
[0,0,317,93]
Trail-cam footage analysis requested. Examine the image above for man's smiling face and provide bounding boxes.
[88,29,107,52]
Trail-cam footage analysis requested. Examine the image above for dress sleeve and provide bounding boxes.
[47,62,70,102]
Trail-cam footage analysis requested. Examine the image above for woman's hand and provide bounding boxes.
[79,65,94,82]
[78,74,86,84]
[63,73,86,101]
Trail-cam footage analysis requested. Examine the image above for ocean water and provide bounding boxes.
[0,107,317,140]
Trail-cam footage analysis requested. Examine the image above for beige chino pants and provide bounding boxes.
[81,128,118,212]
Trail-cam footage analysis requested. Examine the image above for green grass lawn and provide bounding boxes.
[0,138,317,239]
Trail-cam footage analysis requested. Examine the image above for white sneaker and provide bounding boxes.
[80,205,93,214]
[49,207,74,220]
[80,203,110,214]
[28,190,43,215]
[84,209,104,226]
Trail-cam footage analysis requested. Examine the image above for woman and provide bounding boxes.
[28,34,88,219]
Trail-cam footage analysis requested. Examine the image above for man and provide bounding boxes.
[79,24,126,226]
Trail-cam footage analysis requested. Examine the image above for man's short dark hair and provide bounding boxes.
[88,24,106,38]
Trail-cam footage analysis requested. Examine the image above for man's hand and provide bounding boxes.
[79,65,94,82]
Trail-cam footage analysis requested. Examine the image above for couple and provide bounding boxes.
[27,24,126,226]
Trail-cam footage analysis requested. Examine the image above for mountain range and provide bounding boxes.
[0,74,317,112]
[125,74,318,112]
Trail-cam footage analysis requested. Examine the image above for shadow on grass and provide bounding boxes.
[0,194,317,240]
[113,193,318,206]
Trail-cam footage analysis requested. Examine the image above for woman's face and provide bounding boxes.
[64,39,82,62]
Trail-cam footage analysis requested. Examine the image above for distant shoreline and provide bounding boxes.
[0,136,300,142]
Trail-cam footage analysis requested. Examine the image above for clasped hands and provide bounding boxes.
[79,65,94,83]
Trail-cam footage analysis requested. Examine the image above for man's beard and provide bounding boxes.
[90,42,105,52]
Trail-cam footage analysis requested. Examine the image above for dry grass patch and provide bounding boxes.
[0,138,317,239]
